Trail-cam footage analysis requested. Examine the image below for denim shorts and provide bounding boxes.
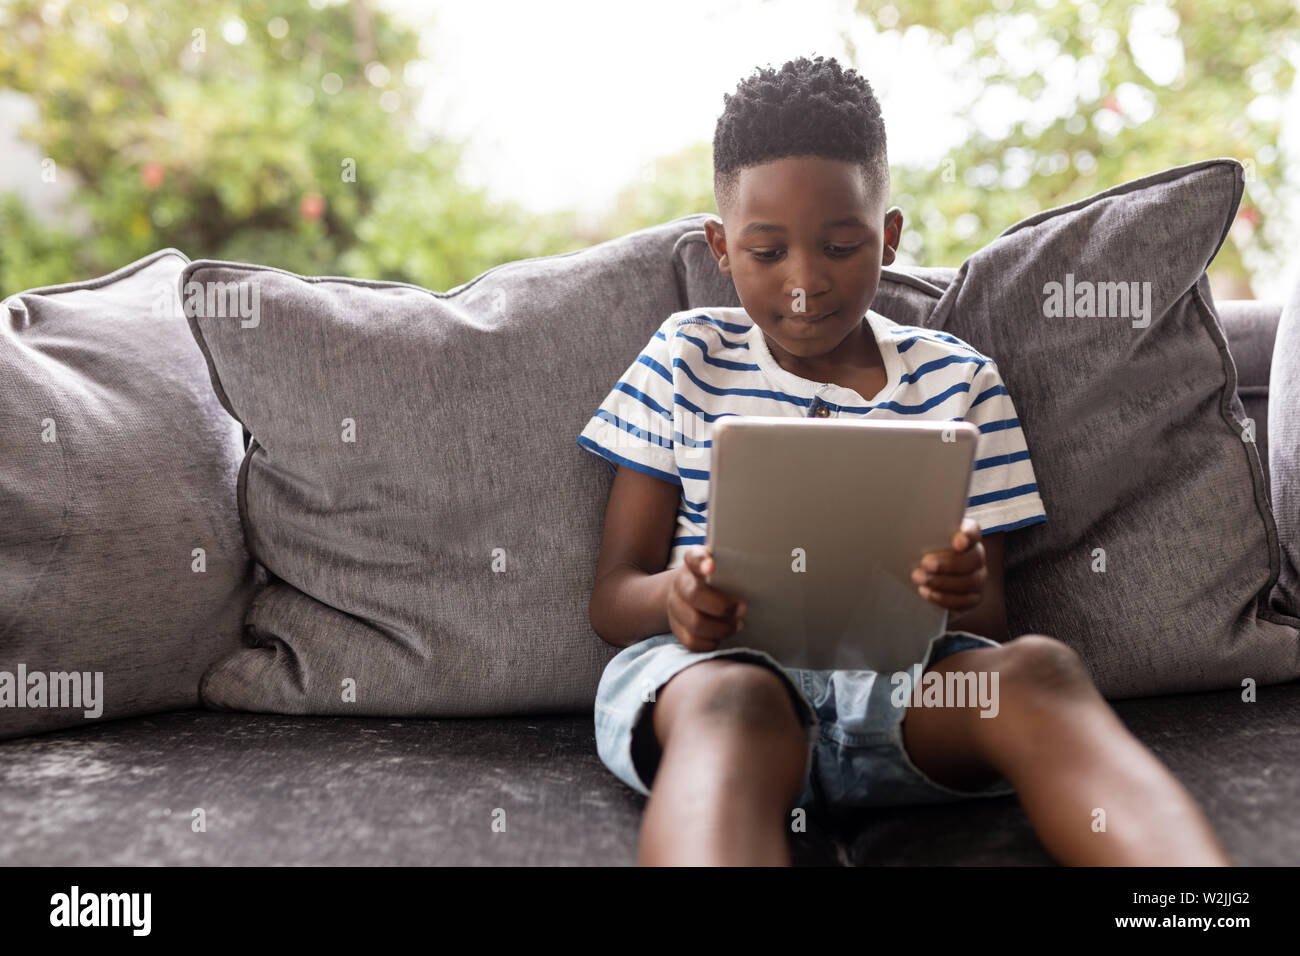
[593,630,1016,811]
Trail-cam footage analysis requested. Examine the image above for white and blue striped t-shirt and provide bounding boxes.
[577,306,1047,571]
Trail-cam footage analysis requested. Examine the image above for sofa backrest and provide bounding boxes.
[1218,300,1282,491]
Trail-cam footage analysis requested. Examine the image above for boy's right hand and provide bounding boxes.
[667,545,747,653]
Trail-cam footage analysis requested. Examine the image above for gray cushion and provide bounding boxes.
[185,219,712,716]
[0,249,259,738]
[1219,300,1281,490]
[1271,269,1300,617]
[680,160,1300,697]
[938,160,1299,696]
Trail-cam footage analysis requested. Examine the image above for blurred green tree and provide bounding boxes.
[603,141,719,237]
[848,0,1298,298]
[599,0,1298,299]
[0,0,581,297]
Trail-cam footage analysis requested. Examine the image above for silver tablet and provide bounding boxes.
[703,416,980,674]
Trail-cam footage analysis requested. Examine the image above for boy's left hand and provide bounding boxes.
[911,518,986,611]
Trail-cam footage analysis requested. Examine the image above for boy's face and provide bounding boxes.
[704,155,903,365]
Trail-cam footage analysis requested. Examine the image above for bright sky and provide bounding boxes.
[402,0,976,216]
[388,0,1300,298]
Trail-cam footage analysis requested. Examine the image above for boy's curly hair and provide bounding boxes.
[713,54,889,215]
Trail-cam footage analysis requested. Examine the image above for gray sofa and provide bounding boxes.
[2,294,1295,867]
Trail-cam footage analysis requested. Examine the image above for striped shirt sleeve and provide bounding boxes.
[961,358,1047,535]
[575,316,681,486]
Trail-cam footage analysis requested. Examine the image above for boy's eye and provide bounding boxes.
[749,245,861,262]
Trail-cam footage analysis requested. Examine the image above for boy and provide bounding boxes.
[576,55,1231,867]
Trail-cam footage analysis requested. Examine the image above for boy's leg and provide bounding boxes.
[639,658,809,866]
[901,634,1233,866]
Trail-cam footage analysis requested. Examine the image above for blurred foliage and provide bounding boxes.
[0,0,581,297]
[2,0,1295,301]
[600,0,1299,299]
[603,141,719,237]
[848,0,1299,298]
[0,193,87,290]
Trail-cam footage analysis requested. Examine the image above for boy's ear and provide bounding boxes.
[703,218,731,276]
[882,207,904,267]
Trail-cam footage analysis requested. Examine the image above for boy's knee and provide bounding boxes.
[997,634,1095,701]
[654,658,804,746]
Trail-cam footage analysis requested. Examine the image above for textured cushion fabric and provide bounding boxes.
[677,161,1300,698]
[934,159,1298,697]
[1219,300,1282,489]
[1271,269,1300,618]
[0,249,259,738]
[185,219,712,717]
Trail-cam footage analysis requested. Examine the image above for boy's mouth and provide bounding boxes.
[785,308,837,324]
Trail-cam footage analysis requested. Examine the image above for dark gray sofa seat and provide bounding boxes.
[3,679,1299,866]
[0,301,1292,867]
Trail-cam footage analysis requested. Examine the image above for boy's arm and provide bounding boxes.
[587,464,682,648]
[946,531,1010,643]
[588,467,1014,647]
